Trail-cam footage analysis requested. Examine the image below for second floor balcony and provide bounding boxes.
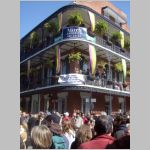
[20,72,130,94]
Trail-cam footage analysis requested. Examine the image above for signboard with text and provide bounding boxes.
[54,26,96,43]
[63,26,87,39]
[58,74,86,85]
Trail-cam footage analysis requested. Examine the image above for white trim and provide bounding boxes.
[20,38,130,64]
[21,84,130,97]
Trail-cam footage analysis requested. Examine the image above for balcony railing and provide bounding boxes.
[20,27,130,62]
[20,74,130,93]
[96,36,130,58]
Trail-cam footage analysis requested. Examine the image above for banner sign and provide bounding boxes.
[58,74,86,84]
[53,26,96,43]
[54,27,96,42]
[63,26,87,39]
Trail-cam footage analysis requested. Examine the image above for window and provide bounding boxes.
[109,15,115,23]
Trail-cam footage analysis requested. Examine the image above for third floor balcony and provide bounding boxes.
[20,5,130,63]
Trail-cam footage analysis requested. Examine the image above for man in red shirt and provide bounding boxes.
[79,115,115,149]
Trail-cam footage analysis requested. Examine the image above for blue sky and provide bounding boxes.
[20,1,130,39]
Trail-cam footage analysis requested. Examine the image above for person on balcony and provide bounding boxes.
[95,68,101,80]
[101,70,107,87]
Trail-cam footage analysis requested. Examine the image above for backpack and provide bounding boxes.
[51,135,66,149]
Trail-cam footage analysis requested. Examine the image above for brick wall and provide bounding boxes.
[75,0,130,32]
[22,91,130,114]
[67,91,81,113]
[112,95,120,112]
[92,92,105,111]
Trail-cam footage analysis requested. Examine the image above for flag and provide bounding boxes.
[56,13,62,32]
[56,47,61,74]
[120,30,124,48]
[88,11,95,32]
[89,44,96,75]
[122,59,126,81]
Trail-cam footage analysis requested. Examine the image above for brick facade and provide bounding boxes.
[75,0,130,33]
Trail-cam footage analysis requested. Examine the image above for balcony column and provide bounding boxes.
[106,53,112,89]
[105,94,113,115]
[118,97,125,113]
[57,92,68,113]
[80,92,92,115]
[106,53,112,81]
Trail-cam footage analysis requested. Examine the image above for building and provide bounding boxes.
[20,1,130,115]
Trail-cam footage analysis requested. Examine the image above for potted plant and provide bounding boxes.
[30,31,39,49]
[114,62,128,88]
[68,52,82,73]
[124,38,130,51]
[110,32,122,47]
[44,20,57,43]
[95,20,108,38]
[23,40,30,52]
[68,12,83,27]
[97,60,107,70]
[44,20,57,35]
[95,20,112,46]
[114,62,123,72]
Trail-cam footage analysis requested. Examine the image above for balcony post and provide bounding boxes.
[106,52,112,86]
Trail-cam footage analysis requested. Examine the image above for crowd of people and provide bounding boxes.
[20,110,130,149]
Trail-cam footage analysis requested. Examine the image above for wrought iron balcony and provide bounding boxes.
[20,26,130,62]
[20,74,130,93]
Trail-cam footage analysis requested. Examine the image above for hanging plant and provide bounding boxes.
[30,31,39,48]
[23,40,30,51]
[97,60,107,69]
[69,52,82,62]
[44,20,57,35]
[124,38,130,51]
[110,32,122,47]
[114,62,123,72]
[95,20,108,37]
[68,12,83,26]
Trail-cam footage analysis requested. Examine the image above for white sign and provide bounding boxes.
[58,74,86,84]
[91,98,96,102]
[86,98,89,102]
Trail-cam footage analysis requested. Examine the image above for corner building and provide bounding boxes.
[20,1,130,115]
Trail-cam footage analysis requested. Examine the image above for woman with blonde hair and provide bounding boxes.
[20,118,28,149]
[62,119,75,149]
[31,125,52,149]
[71,124,92,149]
[20,125,27,149]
